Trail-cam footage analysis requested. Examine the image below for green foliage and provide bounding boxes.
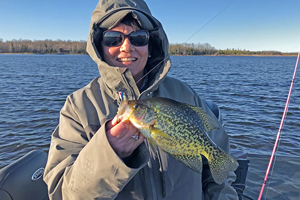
[169,43,217,55]
[0,39,87,54]
[0,39,297,56]
[169,43,297,56]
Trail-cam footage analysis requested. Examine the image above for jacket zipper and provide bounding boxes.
[157,148,166,198]
[148,159,157,200]
[145,140,157,200]
[118,75,157,199]
[121,74,137,100]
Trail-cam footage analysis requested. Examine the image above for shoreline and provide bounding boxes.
[1,53,297,57]
[0,53,87,55]
[170,54,298,57]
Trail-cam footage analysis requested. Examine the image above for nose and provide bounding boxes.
[120,37,134,52]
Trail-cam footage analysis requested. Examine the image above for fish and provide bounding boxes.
[117,97,239,184]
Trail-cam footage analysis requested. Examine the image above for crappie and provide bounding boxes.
[117,97,238,184]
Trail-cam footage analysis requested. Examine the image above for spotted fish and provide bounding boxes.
[117,97,238,184]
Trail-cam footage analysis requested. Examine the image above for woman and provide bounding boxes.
[43,0,238,199]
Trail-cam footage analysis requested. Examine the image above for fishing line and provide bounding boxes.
[184,0,236,43]
[137,0,236,84]
[258,47,300,200]
[135,56,169,84]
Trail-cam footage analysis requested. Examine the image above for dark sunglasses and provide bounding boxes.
[102,30,149,47]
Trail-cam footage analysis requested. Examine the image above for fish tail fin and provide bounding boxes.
[208,150,239,184]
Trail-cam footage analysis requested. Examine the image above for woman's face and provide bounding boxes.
[101,23,149,82]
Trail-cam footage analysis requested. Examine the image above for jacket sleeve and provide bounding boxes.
[196,97,239,200]
[43,96,149,200]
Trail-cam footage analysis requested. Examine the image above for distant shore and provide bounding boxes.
[0,53,86,55]
[170,54,298,57]
[1,39,297,57]
[1,53,297,57]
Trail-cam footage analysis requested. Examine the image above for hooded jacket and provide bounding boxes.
[43,0,238,199]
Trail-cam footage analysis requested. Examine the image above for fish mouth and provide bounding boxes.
[117,101,130,121]
[117,100,156,127]
[118,101,145,122]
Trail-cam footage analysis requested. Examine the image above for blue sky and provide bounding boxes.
[0,0,299,52]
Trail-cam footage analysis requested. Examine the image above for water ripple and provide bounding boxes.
[1,55,299,199]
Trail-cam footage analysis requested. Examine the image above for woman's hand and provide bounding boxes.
[106,115,145,158]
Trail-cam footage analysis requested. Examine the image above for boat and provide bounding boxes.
[0,99,253,200]
[0,149,252,200]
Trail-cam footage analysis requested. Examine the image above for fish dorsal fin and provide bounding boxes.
[185,104,219,132]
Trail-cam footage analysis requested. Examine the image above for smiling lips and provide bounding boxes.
[117,57,137,62]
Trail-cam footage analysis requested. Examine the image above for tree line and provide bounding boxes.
[0,38,297,56]
[0,39,86,54]
[169,43,217,55]
[168,43,297,56]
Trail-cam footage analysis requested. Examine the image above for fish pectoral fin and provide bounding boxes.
[147,138,158,154]
[172,154,203,173]
[186,105,219,132]
[150,126,173,141]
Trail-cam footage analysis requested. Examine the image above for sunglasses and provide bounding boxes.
[102,30,149,47]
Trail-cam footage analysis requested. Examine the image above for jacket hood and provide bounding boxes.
[86,0,171,100]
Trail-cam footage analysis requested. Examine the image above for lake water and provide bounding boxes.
[0,54,299,199]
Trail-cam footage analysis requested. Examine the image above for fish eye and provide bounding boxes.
[133,104,139,109]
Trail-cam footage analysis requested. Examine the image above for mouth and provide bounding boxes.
[117,57,137,62]
[117,101,132,121]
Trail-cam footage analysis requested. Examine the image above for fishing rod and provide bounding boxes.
[258,48,300,200]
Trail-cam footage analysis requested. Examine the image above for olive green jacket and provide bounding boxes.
[43,0,238,199]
